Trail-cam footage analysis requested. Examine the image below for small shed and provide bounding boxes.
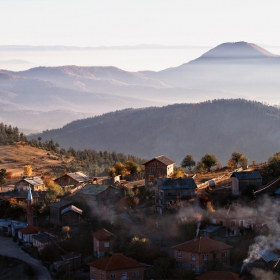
[49,200,72,225]
[61,205,83,226]
[231,171,262,195]
[33,232,52,251]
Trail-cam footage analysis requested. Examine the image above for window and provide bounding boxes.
[104,242,109,248]
[133,271,139,276]
[231,220,236,227]
[191,254,196,261]
[178,262,183,268]
[221,252,226,258]
[248,219,253,225]
[122,272,127,277]
[202,254,208,261]
[91,269,95,275]
[101,273,104,279]
[96,240,99,247]
[177,251,182,258]
[110,274,116,279]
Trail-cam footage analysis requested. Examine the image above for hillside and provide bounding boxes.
[29,99,280,165]
[2,42,280,131]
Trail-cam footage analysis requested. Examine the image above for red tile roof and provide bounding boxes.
[196,271,245,280]
[92,228,114,241]
[19,225,40,234]
[172,237,232,253]
[89,253,145,271]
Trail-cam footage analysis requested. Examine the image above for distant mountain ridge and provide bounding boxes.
[29,99,280,165]
[1,41,280,131]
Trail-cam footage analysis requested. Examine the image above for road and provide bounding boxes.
[0,235,52,280]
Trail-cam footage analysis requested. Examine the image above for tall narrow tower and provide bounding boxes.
[26,186,33,226]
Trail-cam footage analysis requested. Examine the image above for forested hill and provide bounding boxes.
[29,99,280,165]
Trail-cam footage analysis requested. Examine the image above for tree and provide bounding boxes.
[230,152,248,168]
[23,165,32,177]
[268,152,280,172]
[181,155,196,172]
[124,160,140,174]
[45,181,64,205]
[227,159,235,169]
[0,169,7,191]
[201,154,218,172]
[171,167,185,178]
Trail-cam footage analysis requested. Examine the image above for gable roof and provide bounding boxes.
[92,228,114,241]
[172,237,232,253]
[156,177,197,190]
[15,177,44,186]
[61,205,83,215]
[258,249,280,262]
[66,172,91,182]
[231,171,262,180]
[19,225,41,234]
[50,200,72,208]
[81,184,113,195]
[32,232,52,243]
[143,155,175,166]
[23,177,44,186]
[196,271,245,280]
[89,253,145,271]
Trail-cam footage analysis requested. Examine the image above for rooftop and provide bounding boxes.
[143,155,175,166]
[200,225,224,234]
[19,225,41,234]
[92,228,114,241]
[32,232,52,243]
[89,253,145,271]
[49,200,72,208]
[156,177,197,190]
[23,176,44,186]
[80,184,113,195]
[172,237,232,253]
[258,249,280,262]
[231,171,262,180]
[66,172,91,182]
[61,205,83,215]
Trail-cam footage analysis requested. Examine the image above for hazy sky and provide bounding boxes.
[1,0,280,47]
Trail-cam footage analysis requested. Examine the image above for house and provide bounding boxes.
[143,155,175,187]
[15,177,46,191]
[33,232,52,251]
[172,237,232,274]
[49,200,72,225]
[231,171,262,195]
[89,253,147,280]
[155,177,197,214]
[210,204,257,236]
[92,228,115,259]
[18,225,43,243]
[0,218,12,236]
[257,249,280,269]
[80,184,116,202]
[62,253,82,269]
[2,190,40,203]
[11,220,28,238]
[54,172,91,188]
[196,271,245,280]
[61,205,83,226]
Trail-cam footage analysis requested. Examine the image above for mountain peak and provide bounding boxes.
[199,41,279,59]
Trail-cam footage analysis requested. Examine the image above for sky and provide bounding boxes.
[1,0,280,71]
[1,0,280,47]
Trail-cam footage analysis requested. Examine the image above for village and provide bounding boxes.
[1,146,280,280]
